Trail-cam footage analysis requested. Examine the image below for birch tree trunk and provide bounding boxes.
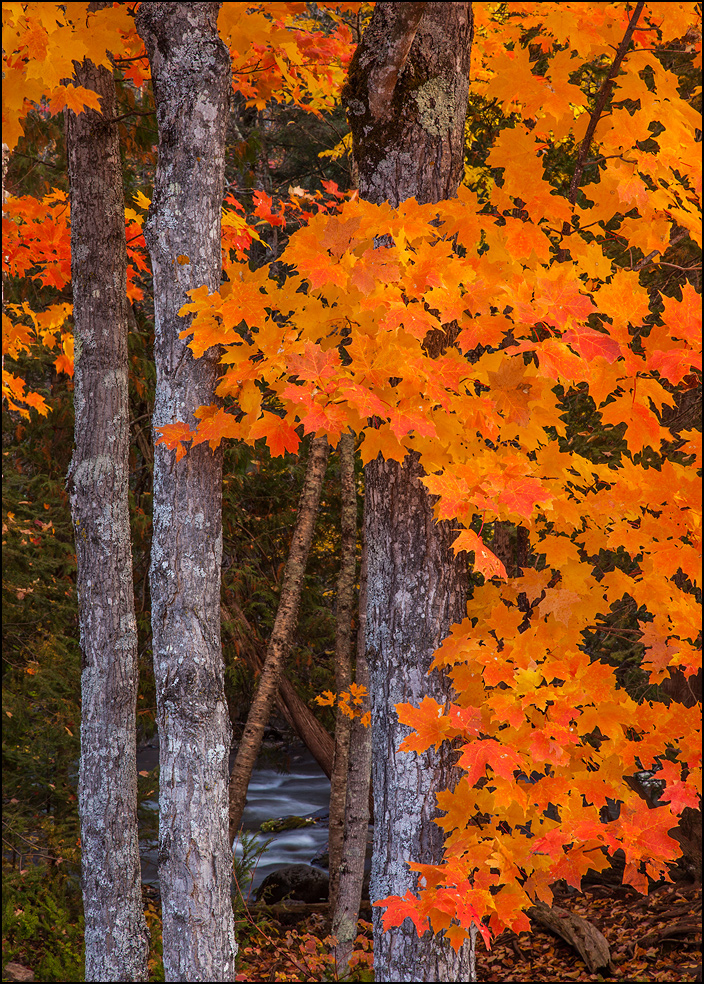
[135,4,237,979]
[65,53,149,982]
[228,435,330,844]
[344,3,475,980]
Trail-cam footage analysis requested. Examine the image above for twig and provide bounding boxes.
[8,151,62,170]
[569,2,646,205]
[633,229,690,270]
[95,109,155,127]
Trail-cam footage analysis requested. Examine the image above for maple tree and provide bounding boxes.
[2,0,702,980]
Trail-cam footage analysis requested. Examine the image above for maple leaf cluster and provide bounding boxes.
[1,1,364,416]
[315,682,370,725]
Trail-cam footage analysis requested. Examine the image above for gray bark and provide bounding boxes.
[345,3,475,980]
[332,528,372,972]
[65,55,149,982]
[328,431,358,913]
[135,4,237,979]
[365,455,473,982]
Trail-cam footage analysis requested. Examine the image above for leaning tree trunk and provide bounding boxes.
[65,51,149,982]
[221,599,336,777]
[135,4,237,979]
[228,435,330,844]
[344,3,475,980]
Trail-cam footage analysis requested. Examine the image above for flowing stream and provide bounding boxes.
[137,741,332,894]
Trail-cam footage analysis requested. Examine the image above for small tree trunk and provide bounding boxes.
[329,431,358,911]
[135,4,237,979]
[221,600,336,777]
[332,529,372,973]
[344,3,475,979]
[492,522,530,578]
[65,50,149,982]
[228,436,331,843]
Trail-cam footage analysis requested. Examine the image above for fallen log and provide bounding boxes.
[527,900,612,974]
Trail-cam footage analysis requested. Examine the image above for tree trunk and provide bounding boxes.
[228,436,330,844]
[329,431,358,911]
[221,599,336,777]
[492,522,530,578]
[65,52,149,982]
[135,4,237,979]
[332,528,372,973]
[344,3,475,980]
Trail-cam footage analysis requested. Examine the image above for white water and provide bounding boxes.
[137,741,332,893]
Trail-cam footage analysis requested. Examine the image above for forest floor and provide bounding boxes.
[476,881,701,983]
[232,880,702,982]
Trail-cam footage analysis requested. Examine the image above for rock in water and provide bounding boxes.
[255,863,329,904]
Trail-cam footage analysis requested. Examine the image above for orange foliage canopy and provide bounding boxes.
[1,0,358,415]
[2,0,702,952]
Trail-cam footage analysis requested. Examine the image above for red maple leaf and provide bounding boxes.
[373,891,429,937]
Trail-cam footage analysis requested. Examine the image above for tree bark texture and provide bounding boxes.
[65,56,149,982]
[365,455,473,981]
[328,431,358,912]
[228,436,331,844]
[221,599,336,777]
[491,522,530,578]
[345,3,475,980]
[343,1,471,208]
[332,529,372,973]
[135,4,237,979]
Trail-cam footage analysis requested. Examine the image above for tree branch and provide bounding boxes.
[569,2,646,205]
[367,2,427,119]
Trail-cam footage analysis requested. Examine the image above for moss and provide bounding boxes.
[343,41,439,178]
[414,75,456,139]
[260,815,315,833]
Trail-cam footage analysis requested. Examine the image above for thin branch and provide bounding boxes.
[94,109,155,127]
[633,229,690,271]
[659,262,701,271]
[584,154,637,166]
[8,151,62,170]
[569,2,646,205]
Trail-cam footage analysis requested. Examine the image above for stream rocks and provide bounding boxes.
[255,863,329,904]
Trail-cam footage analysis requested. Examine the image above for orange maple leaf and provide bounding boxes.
[247,413,301,457]
[396,697,453,754]
[452,530,507,580]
